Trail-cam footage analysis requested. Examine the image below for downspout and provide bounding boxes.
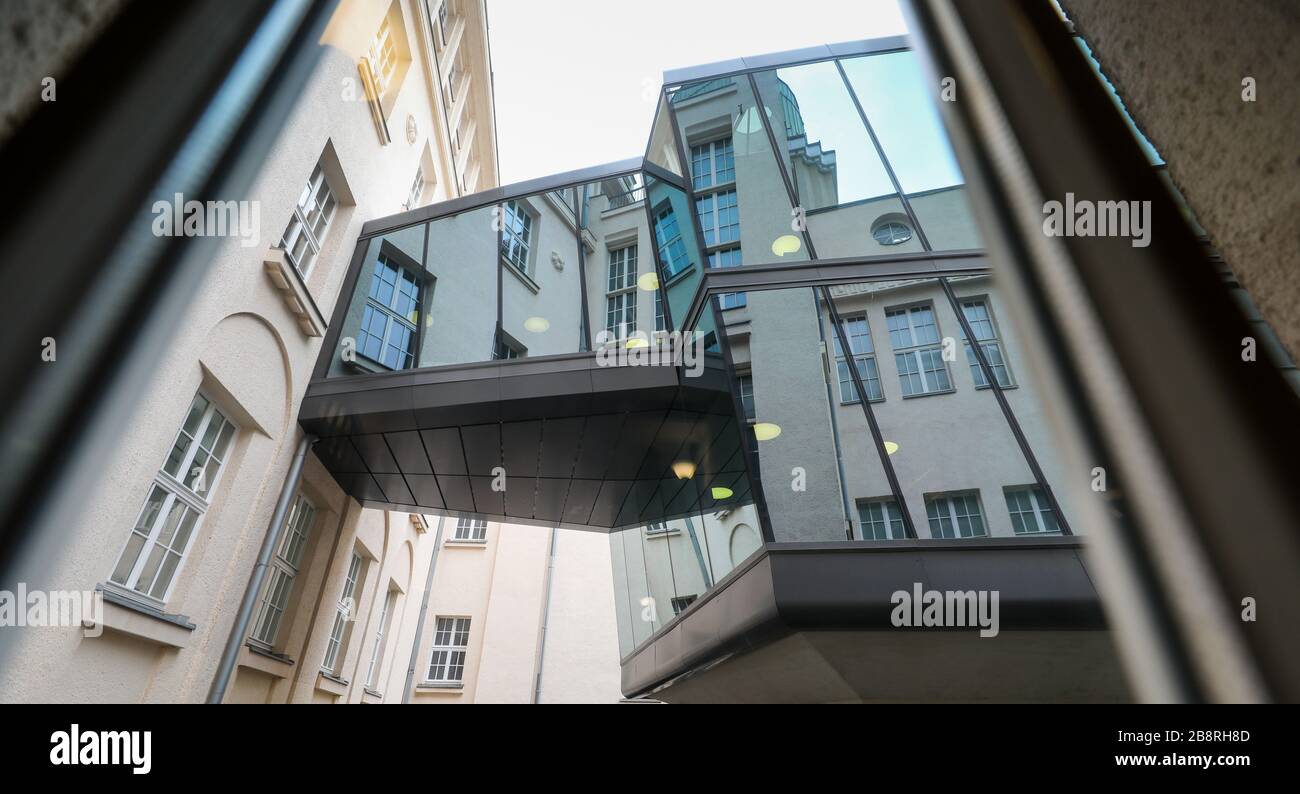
[531,528,558,704]
[402,514,446,703]
[206,432,314,703]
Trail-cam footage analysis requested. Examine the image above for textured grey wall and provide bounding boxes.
[0,0,128,145]
[1063,0,1300,359]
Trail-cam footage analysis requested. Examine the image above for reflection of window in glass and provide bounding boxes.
[402,164,424,211]
[671,595,697,616]
[454,517,487,541]
[653,201,690,278]
[708,247,745,309]
[696,189,739,246]
[960,298,1013,388]
[925,491,987,538]
[359,255,421,369]
[492,335,522,360]
[737,374,756,420]
[857,498,905,540]
[1004,486,1059,535]
[644,522,672,536]
[690,137,734,190]
[323,551,364,673]
[606,245,638,336]
[110,391,236,603]
[427,617,470,683]
[500,200,534,275]
[251,492,316,646]
[279,162,337,276]
[887,305,951,396]
[833,313,883,403]
[872,220,912,246]
[653,288,665,332]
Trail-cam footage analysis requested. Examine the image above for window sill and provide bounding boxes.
[362,687,384,703]
[415,681,465,691]
[239,643,294,679]
[315,670,349,697]
[94,585,196,649]
[662,263,697,290]
[644,530,681,539]
[838,397,886,407]
[263,246,327,338]
[973,383,1018,391]
[502,260,540,294]
[901,388,957,400]
[444,538,487,547]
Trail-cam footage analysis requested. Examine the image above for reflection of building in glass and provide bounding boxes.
[294,36,1133,703]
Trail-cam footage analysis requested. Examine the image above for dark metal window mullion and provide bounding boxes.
[745,72,917,538]
[574,187,592,351]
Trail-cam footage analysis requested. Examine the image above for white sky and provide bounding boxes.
[485,0,910,184]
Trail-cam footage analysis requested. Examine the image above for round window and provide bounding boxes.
[872,221,913,246]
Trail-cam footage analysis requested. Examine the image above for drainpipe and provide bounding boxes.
[206,432,314,704]
[531,528,558,704]
[402,514,446,703]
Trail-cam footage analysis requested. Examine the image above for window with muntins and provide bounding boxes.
[279,162,337,276]
[925,491,987,538]
[833,313,883,403]
[653,201,690,278]
[427,616,470,683]
[708,247,745,309]
[1004,486,1060,535]
[887,304,951,396]
[322,551,364,673]
[110,391,237,603]
[453,517,487,541]
[857,498,905,540]
[250,492,316,646]
[358,254,421,369]
[606,245,638,336]
[961,298,1014,388]
[500,200,533,275]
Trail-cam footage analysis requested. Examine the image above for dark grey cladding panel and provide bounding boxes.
[352,434,400,474]
[435,474,475,512]
[460,424,501,475]
[605,411,666,480]
[571,414,624,479]
[532,478,570,523]
[588,480,634,527]
[693,416,742,475]
[503,475,537,517]
[502,419,542,477]
[384,430,433,474]
[634,410,702,481]
[339,472,387,503]
[404,474,444,508]
[420,427,466,475]
[313,436,367,473]
[617,478,667,527]
[470,475,504,515]
[372,473,414,505]
[299,383,417,437]
[661,476,704,517]
[538,417,584,478]
[561,479,602,525]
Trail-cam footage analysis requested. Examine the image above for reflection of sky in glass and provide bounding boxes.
[840,52,967,195]
[774,61,896,203]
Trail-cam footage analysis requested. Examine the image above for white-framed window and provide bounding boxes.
[960,298,1014,388]
[322,551,364,673]
[857,498,906,540]
[696,189,739,246]
[446,55,463,104]
[402,164,425,211]
[644,522,675,537]
[366,588,398,690]
[833,313,883,403]
[250,492,316,646]
[925,491,987,539]
[708,247,745,310]
[887,304,952,396]
[110,392,237,603]
[358,254,422,370]
[737,374,756,420]
[653,200,691,279]
[279,162,337,276]
[1004,486,1060,535]
[427,616,470,683]
[435,0,449,47]
[872,220,913,246]
[500,200,534,275]
[671,595,697,616]
[690,137,735,190]
[606,245,638,336]
[653,288,666,332]
[369,16,399,98]
[453,517,487,541]
[492,335,523,360]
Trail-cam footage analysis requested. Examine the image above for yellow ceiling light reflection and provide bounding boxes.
[637,272,660,291]
[753,422,782,441]
[771,234,802,257]
[523,316,550,333]
[672,460,697,480]
[711,486,734,500]
[884,441,900,455]
[625,336,649,349]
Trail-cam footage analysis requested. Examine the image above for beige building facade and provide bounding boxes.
[0,0,620,705]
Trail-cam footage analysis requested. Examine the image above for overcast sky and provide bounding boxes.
[485,0,911,184]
